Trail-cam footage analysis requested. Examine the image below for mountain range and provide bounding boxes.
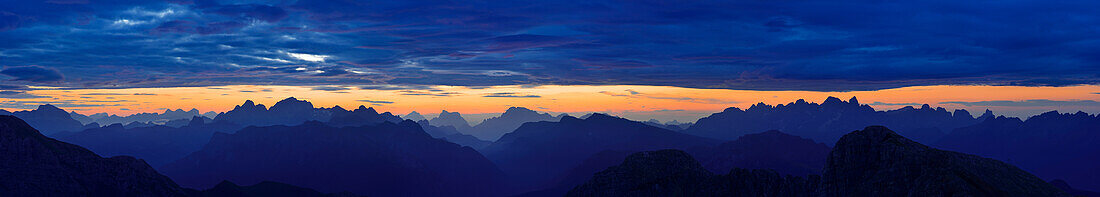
[937,111,1100,192]
[482,113,719,192]
[685,96,989,144]
[566,126,1069,196]
[5,96,1099,195]
[160,120,506,196]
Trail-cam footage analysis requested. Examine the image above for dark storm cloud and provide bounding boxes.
[0,0,1098,91]
[0,66,64,82]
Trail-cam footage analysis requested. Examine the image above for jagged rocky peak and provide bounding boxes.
[847,96,859,105]
[269,97,314,111]
[35,104,65,112]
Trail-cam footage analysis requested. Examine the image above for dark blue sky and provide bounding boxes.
[1,0,1098,91]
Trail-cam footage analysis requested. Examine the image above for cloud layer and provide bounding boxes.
[0,0,1098,91]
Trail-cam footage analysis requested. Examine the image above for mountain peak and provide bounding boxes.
[848,96,859,105]
[502,107,538,116]
[35,104,65,112]
[823,96,844,105]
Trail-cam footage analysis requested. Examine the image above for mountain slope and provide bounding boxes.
[822,126,1067,196]
[565,149,820,197]
[689,130,830,176]
[482,114,718,191]
[936,111,1100,191]
[469,107,555,140]
[57,117,243,167]
[0,115,188,196]
[160,120,505,197]
[566,126,1068,196]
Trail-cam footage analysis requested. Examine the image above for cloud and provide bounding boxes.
[357,99,394,104]
[0,91,49,99]
[871,101,924,106]
[0,66,63,82]
[79,93,129,95]
[312,86,350,91]
[483,92,541,98]
[940,99,1100,107]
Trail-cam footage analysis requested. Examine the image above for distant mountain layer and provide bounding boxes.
[0,104,86,135]
[482,113,718,191]
[57,117,243,167]
[468,107,556,141]
[685,96,988,144]
[567,126,1068,196]
[0,115,188,196]
[214,97,402,128]
[937,111,1100,191]
[160,120,505,197]
[689,130,830,176]
[522,130,829,197]
[72,108,213,126]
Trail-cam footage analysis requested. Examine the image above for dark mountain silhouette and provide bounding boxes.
[482,113,718,192]
[73,108,210,126]
[0,115,189,196]
[567,126,1068,196]
[0,104,86,136]
[417,120,492,149]
[428,110,472,132]
[57,117,244,167]
[160,120,506,197]
[470,107,556,140]
[326,105,403,127]
[514,150,635,197]
[213,98,333,127]
[936,111,1100,191]
[689,130,830,176]
[213,98,404,128]
[685,96,985,144]
[187,180,359,197]
[522,130,827,197]
[822,126,1066,196]
[404,111,427,121]
[1050,180,1100,197]
[565,149,821,197]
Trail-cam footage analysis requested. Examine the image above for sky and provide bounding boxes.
[1,0,1099,122]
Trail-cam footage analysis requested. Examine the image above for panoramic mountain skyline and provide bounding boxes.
[2,0,1098,196]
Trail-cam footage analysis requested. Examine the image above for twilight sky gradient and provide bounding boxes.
[1,0,1099,121]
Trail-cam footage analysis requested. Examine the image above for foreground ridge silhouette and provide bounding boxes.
[567,126,1069,196]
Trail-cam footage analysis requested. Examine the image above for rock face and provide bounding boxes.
[821,126,1067,196]
[469,107,557,141]
[684,96,984,144]
[690,130,830,176]
[482,114,718,191]
[565,149,820,197]
[0,115,188,196]
[567,126,1068,197]
[936,111,1100,191]
[160,120,505,197]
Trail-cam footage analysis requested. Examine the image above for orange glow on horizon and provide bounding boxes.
[3,84,1099,122]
